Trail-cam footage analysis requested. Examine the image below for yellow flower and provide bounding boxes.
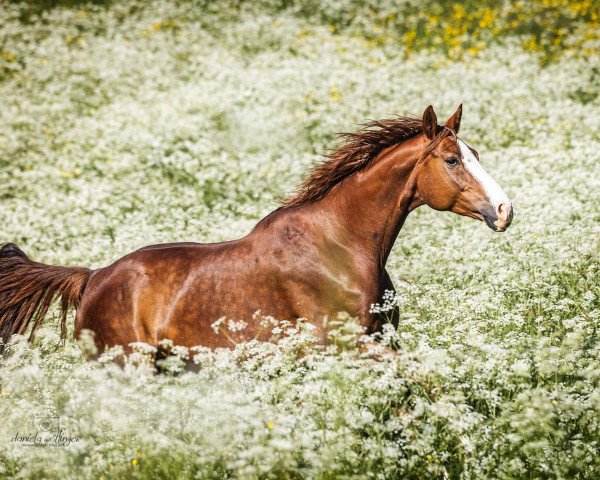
[453,4,466,20]
[267,421,274,430]
[478,9,496,29]
[1,51,15,63]
[329,85,342,102]
[131,458,138,466]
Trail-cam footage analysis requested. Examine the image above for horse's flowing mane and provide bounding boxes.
[282,115,436,208]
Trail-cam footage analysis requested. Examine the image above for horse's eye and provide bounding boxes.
[445,157,459,168]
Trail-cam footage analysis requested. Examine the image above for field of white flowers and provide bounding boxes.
[0,1,599,478]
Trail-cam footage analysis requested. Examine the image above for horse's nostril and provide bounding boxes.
[498,203,508,220]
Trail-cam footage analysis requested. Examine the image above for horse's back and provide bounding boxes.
[74,237,287,351]
[74,216,375,353]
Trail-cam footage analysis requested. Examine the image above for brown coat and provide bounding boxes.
[0,105,513,354]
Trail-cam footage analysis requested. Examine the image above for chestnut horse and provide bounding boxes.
[0,105,513,354]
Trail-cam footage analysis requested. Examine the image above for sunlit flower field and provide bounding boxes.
[0,1,599,478]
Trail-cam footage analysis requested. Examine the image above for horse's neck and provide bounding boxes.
[313,135,425,267]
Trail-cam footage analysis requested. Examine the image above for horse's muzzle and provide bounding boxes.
[482,203,513,232]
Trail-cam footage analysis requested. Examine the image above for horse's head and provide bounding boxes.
[415,105,513,232]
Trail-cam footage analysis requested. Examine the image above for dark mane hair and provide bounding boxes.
[281,115,451,208]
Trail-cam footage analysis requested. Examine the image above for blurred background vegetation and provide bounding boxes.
[3,0,598,78]
[276,0,599,63]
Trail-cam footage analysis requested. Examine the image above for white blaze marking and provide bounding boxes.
[457,139,510,214]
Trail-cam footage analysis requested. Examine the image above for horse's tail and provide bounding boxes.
[0,243,91,350]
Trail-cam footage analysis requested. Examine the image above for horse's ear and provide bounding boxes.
[445,103,462,134]
[422,105,438,139]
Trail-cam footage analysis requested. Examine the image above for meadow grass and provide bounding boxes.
[0,1,599,478]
